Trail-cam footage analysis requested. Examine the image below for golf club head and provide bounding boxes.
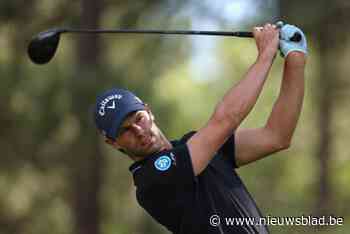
[27,28,64,64]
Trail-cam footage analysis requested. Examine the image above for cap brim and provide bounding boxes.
[107,103,146,140]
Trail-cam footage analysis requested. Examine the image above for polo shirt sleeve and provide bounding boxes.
[219,133,238,168]
[140,143,196,188]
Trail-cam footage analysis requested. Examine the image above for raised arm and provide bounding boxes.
[235,24,307,167]
[187,23,279,175]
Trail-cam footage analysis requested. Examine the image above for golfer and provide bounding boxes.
[93,23,307,234]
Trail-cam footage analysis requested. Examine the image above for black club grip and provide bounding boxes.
[232,31,253,38]
[233,31,302,43]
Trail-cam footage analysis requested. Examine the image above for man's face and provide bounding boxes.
[109,109,165,157]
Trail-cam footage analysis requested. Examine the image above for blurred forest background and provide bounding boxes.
[0,0,349,233]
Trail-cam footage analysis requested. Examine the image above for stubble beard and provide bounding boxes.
[127,125,168,159]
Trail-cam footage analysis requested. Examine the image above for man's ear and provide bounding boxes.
[104,138,122,148]
[104,137,127,155]
[104,138,115,146]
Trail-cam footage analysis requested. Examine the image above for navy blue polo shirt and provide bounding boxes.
[129,131,269,234]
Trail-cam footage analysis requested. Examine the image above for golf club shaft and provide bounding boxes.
[59,28,253,38]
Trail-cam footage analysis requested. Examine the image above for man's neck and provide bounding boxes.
[131,129,172,162]
[158,130,173,151]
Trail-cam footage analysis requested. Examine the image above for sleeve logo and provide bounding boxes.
[154,155,172,171]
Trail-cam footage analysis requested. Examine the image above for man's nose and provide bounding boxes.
[130,123,144,137]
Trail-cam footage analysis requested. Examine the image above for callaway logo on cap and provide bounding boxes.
[98,94,123,116]
[94,88,145,140]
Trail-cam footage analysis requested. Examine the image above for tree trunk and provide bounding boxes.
[314,4,349,216]
[315,30,333,215]
[280,0,350,218]
[71,0,104,234]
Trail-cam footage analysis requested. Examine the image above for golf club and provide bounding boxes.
[28,23,302,65]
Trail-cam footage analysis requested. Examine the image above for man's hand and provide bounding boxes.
[253,23,280,62]
[279,24,308,57]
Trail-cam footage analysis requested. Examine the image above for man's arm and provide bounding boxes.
[235,52,306,167]
[187,24,279,175]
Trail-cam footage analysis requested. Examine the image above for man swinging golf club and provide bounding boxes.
[93,22,307,234]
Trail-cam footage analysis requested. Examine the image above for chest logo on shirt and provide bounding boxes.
[154,155,172,171]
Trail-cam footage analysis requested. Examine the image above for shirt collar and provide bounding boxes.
[128,138,181,174]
